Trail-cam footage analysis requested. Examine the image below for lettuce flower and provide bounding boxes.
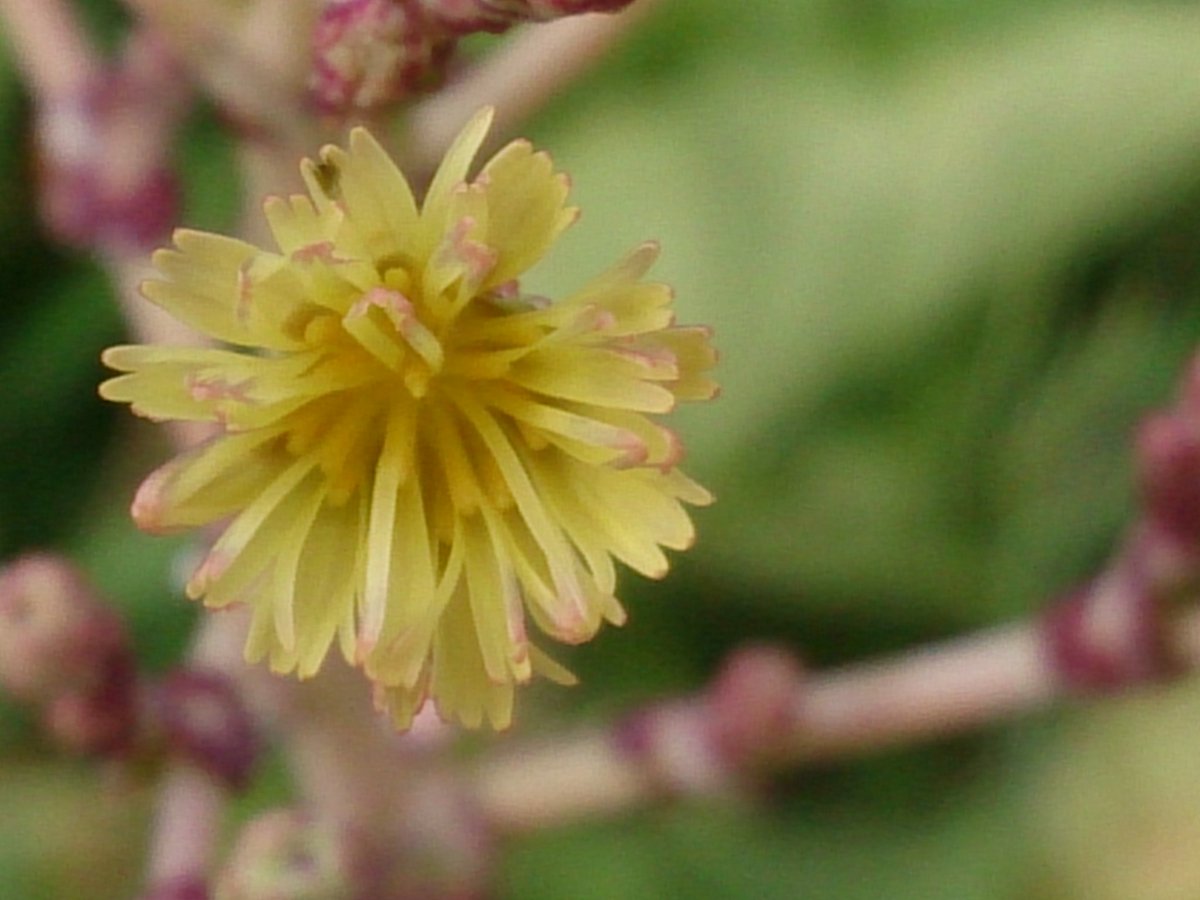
[101,109,716,728]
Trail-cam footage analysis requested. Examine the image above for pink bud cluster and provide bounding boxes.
[613,644,805,795]
[0,554,259,787]
[215,810,353,900]
[36,30,183,253]
[217,785,492,900]
[310,0,636,116]
[1136,355,1200,567]
[1043,353,1200,692]
[0,554,138,754]
[310,0,454,117]
[151,669,261,790]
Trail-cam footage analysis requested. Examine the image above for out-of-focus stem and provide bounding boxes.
[472,724,654,831]
[120,0,321,154]
[470,622,1049,832]
[404,2,657,177]
[472,605,1200,834]
[270,659,409,833]
[795,621,1053,759]
[142,610,252,896]
[143,765,227,891]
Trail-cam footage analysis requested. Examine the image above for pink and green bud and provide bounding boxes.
[1136,411,1200,546]
[705,643,804,769]
[310,0,454,116]
[215,809,351,900]
[36,29,183,252]
[42,655,139,756]
[151,668,260,791]
[1042,566,1173,695]
[0,554,130,704]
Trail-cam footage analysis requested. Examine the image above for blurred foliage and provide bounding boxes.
[1027,678,1200,900]
[5,0,1200,897]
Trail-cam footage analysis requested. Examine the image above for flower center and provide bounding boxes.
[339,267,446,399]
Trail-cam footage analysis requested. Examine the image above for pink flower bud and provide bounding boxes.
[1043,566,1174,694]
[42,653,139,756]
[1136,412,1200,544]
[706,643,804,768]
[215,809,351,900]
[35,29,185,253]
[310,0,454,116]
[152,668,260,791]
[0,554,130,705]
[38,139,179,253]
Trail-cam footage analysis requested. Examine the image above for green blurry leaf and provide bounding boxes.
[0,263,122,554]
[1029,679,1200,900]
[533,4,1200,621]
[504,770,1027,900]
[0,763,146,900]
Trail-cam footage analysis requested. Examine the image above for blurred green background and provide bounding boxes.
[7,0,1200,897]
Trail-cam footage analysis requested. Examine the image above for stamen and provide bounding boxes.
[344,287,445,381]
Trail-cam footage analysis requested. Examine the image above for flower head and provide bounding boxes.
[101,108,716,729]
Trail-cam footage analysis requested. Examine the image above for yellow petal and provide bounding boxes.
[263,195,337,256]
[430,588,515,730]
[359,402,417,651]
[654,326,719,401]
[478,139,577,288]
[510,347,677,413]
[144,231,302,351]
[529,645,578,686]
[418,107,495,258]
[290,497,362,678]
[131,430,283,534]
[346,128,420,257]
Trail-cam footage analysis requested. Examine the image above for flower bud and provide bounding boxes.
[706,643,804,768]
[215,809,351,900]
[35,29,183,253]
[1136,411,1200,545]
[0,554,130,705]
[310,0,453,116]
[42,654,139,756]
[152,669,260,791]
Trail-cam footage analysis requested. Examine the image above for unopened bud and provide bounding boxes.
[0,554,130,705]
[1136,412,1200,545]
[38,138,179,253]
[706,643,804,768]
[215,809,350,900]
[43,654,139,756]
[310,0,454,116]
[34,28,184,252]
[152,669,260,791]
[1043,565,1173,694]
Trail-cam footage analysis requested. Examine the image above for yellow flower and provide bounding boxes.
[100,109,717,729]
